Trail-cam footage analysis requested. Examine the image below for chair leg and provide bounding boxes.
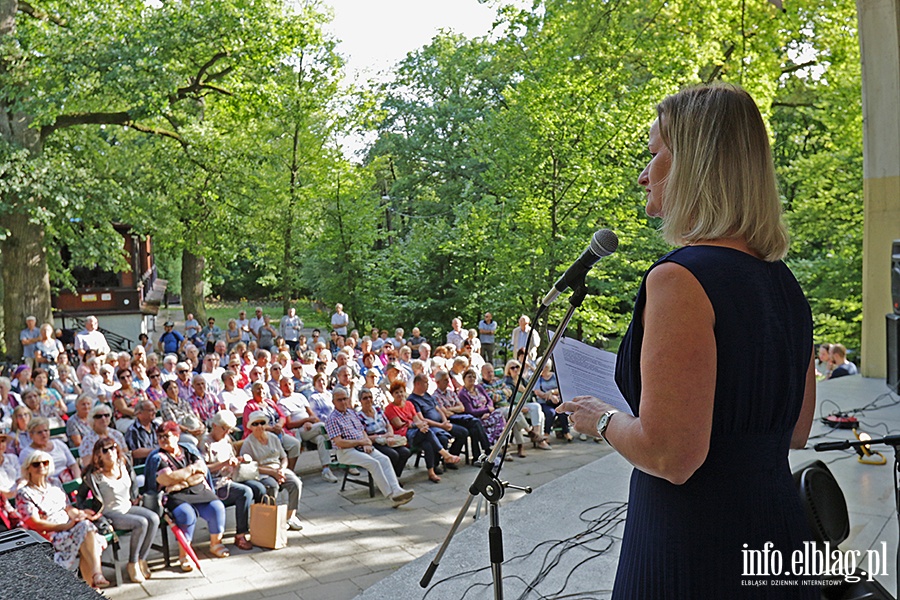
[367,472,375,498]
[341,468,349,492]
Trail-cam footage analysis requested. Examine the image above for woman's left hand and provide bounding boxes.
[556,396,616,437]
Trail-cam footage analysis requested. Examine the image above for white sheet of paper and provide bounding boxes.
[551,334,634,416]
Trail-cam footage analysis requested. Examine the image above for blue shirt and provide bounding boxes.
[159,330,184,354]
[408,391,443,423]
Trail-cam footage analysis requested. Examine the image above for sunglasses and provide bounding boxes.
[510,366,521,370]
[250,421,267,427]
[30,461,50,468]
[101,446,117,454]
[118,373,132,380]
[178,370,190,374]
[149,374,161,379]
[93,414,112,419]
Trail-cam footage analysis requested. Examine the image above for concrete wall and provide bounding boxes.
[858,0,900,377]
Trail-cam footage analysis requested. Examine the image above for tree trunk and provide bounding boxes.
[1,0,52,359]
[181,248,206,323]
[0,212,53,359]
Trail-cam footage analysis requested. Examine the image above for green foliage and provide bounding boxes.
[0,0,865,359]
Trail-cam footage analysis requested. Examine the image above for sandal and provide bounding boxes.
[443,453,461,465]
[210,543,230,558]
[180,557,194,572]
[428,473,441,483]
[92,573,111,589]
[535,439,553,450]
[235,535,253,551]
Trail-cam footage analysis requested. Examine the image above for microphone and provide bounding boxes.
[542,229,619,306]
[814,440,851,451]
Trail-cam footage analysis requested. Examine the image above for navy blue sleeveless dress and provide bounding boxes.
[612,246,818,599]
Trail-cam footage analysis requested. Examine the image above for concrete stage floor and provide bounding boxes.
[356,375,900,600]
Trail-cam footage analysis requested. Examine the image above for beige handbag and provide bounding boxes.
[249,495,287,549]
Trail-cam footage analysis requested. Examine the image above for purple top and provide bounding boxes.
[458,385,493,418]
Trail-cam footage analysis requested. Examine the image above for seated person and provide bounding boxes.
[17,450,109,588]
[356,388,411,478]
[160,380,206,445]
[144,421,230,569]
[458,368,507,446]
[124,400,159,465]
[79,405,127,468]
[66,394,94,449]
[277,377,337,483]
[242,410,304,531]
[325,387,414,506]
[199,410,263,550]
[384,380,460,484]
[531,360,570,441]
[31,369,67,428]
[406,374,469,466]
[82,437,159,583]
[828,344,859,379]
[242,382,302,471]
[18,416,80,483]
[0,431,21,529]
[432,370,492,461]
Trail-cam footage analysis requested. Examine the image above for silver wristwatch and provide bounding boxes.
[597,410,618,443]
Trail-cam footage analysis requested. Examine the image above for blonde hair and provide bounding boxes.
[22,449,54,481]
[656,83,789,261]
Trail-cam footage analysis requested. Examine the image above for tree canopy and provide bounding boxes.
[0,0,864,359]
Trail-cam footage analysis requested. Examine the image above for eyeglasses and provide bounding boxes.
[30,461,50,468]
[101,446,117,454]
[250,421,267,427]
[359,395,372,401]
[93,414,112,419]
[177,370,189,374]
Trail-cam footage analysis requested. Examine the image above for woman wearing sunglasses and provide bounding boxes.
[82,437,159,583]
[78,405,127,469]
[17,450,109,588]
[144,421,229,570]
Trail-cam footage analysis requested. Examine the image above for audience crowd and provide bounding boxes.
[0,307,565,588]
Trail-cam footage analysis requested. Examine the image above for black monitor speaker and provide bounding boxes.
[892,239,900,315]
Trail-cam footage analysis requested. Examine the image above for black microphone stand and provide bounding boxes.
[420,283,591,599]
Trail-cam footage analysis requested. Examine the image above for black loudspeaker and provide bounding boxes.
[888,314,900,395]
[892,239,900,315]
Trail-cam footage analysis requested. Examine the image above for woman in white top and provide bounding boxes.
[84,437,158,583]
[242,409,303,531]
[18,417,80,482]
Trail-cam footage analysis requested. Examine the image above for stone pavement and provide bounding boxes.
[101,433,612,600]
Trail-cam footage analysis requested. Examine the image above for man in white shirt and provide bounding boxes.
[248,307,265,339]
[279,307,302,352]
[236,310,251,343]
[74,316,110,359]
[446,318,465,350]
[511,315,540,364]
[277,378,338,482]
[330,303,349,336]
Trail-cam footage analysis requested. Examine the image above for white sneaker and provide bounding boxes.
[578,433,588,441]
[391,489,415,507]
[321,468,339,483]
[287,515,304,531]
